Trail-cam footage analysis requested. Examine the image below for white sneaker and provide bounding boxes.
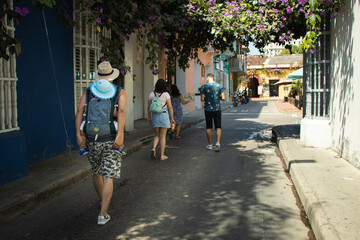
[206,145,213,150]
[215,142,221,152]
[97,214,110,225]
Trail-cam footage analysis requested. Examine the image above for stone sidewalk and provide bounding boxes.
[273,100,360,240]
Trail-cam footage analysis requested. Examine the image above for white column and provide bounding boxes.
[124,35,135,131]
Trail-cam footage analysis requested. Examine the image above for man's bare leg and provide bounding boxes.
[216,128,222,143]
[100,177,113,216]
[93,175,103,200]
[206,129,212,145]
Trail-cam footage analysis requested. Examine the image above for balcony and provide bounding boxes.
[230,58,247,74]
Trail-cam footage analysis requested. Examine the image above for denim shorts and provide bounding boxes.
[152,109,171,128]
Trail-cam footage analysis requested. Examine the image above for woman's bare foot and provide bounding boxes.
[160,155,168,161]
[151,149,156,159]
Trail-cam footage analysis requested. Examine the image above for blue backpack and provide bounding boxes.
[149,92,166,113]
[83,85,121,142]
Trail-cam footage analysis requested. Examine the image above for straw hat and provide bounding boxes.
[90,79,117,99]
[94,61,120,81]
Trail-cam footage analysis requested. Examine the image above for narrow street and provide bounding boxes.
[0,99,313,240]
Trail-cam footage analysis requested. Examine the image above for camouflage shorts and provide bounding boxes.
[87,141,122,179]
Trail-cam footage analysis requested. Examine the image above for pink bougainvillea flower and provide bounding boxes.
[158,17,162,21]
[152,69,158,74]
[286,6,293,14]
[88,9,91,15]
[139,23,143,28]
[227,25,231,29]
[210,0,215,7]
[15,7,29,16]
[212,16,216,20]
[150,4,154,8]
[96,18,101,24]
[100,57,105,62]
[133,69,136,74]
[100,8,103,13]
[279,36,285,42]
[118,49,121,53]
[120,69,125,74]
[189,4,195,10]
[311,49,315,54]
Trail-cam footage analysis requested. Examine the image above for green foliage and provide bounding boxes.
[0,0,345,75]
[279,45,303,55]
[232,72,239,91]
[291,79,303,95]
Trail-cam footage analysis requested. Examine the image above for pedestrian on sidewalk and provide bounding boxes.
[75,61,127,225]
[170,84,190,139]
[200,73,225,152]
[148,79,175,160]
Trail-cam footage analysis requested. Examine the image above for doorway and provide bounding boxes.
[249,78,259,97]
[269,80,279,97]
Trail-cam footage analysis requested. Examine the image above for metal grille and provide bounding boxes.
[0,0,19,133]
[73,2,110,111]
[304,15,331,118]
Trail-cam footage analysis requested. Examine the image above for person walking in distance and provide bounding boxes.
[148,79,175,160]
[170,84,190,139]
[200,73,225,152]
[75,61,126,225]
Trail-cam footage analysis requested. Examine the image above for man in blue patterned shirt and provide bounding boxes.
[200,73,225,152]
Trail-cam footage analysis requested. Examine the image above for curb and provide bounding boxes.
[277,139,341,240]
[0,164,91,225]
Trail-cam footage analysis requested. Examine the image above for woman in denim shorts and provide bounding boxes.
[148,79,175,160]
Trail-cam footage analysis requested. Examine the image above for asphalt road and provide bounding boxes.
[0,99,312,240]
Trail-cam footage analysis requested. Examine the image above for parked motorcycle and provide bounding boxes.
[239,90,248,104]
[232,93,239,107]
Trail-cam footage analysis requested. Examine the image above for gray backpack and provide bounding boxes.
[83,86,121,142]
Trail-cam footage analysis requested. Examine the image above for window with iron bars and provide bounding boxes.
[303,14,331,118]
[73,1,110,112]
[0,0,19,133]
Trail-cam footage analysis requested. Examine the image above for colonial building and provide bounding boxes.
[247,54,303,98]
[0,1,158,185]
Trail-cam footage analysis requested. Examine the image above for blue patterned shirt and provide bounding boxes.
[200,82,224,111]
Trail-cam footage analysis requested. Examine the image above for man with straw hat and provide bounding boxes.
[75,61,127,225]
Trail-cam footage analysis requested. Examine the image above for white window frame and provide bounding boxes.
[0,0,19,133]
[304,14,331,119]
[73,2,110,112]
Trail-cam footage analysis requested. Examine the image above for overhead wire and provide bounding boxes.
[42,9,74,162]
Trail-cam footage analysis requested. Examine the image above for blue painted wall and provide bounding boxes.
[16,4,76,163]
[0,2,75,185]
[0,131,27,184]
